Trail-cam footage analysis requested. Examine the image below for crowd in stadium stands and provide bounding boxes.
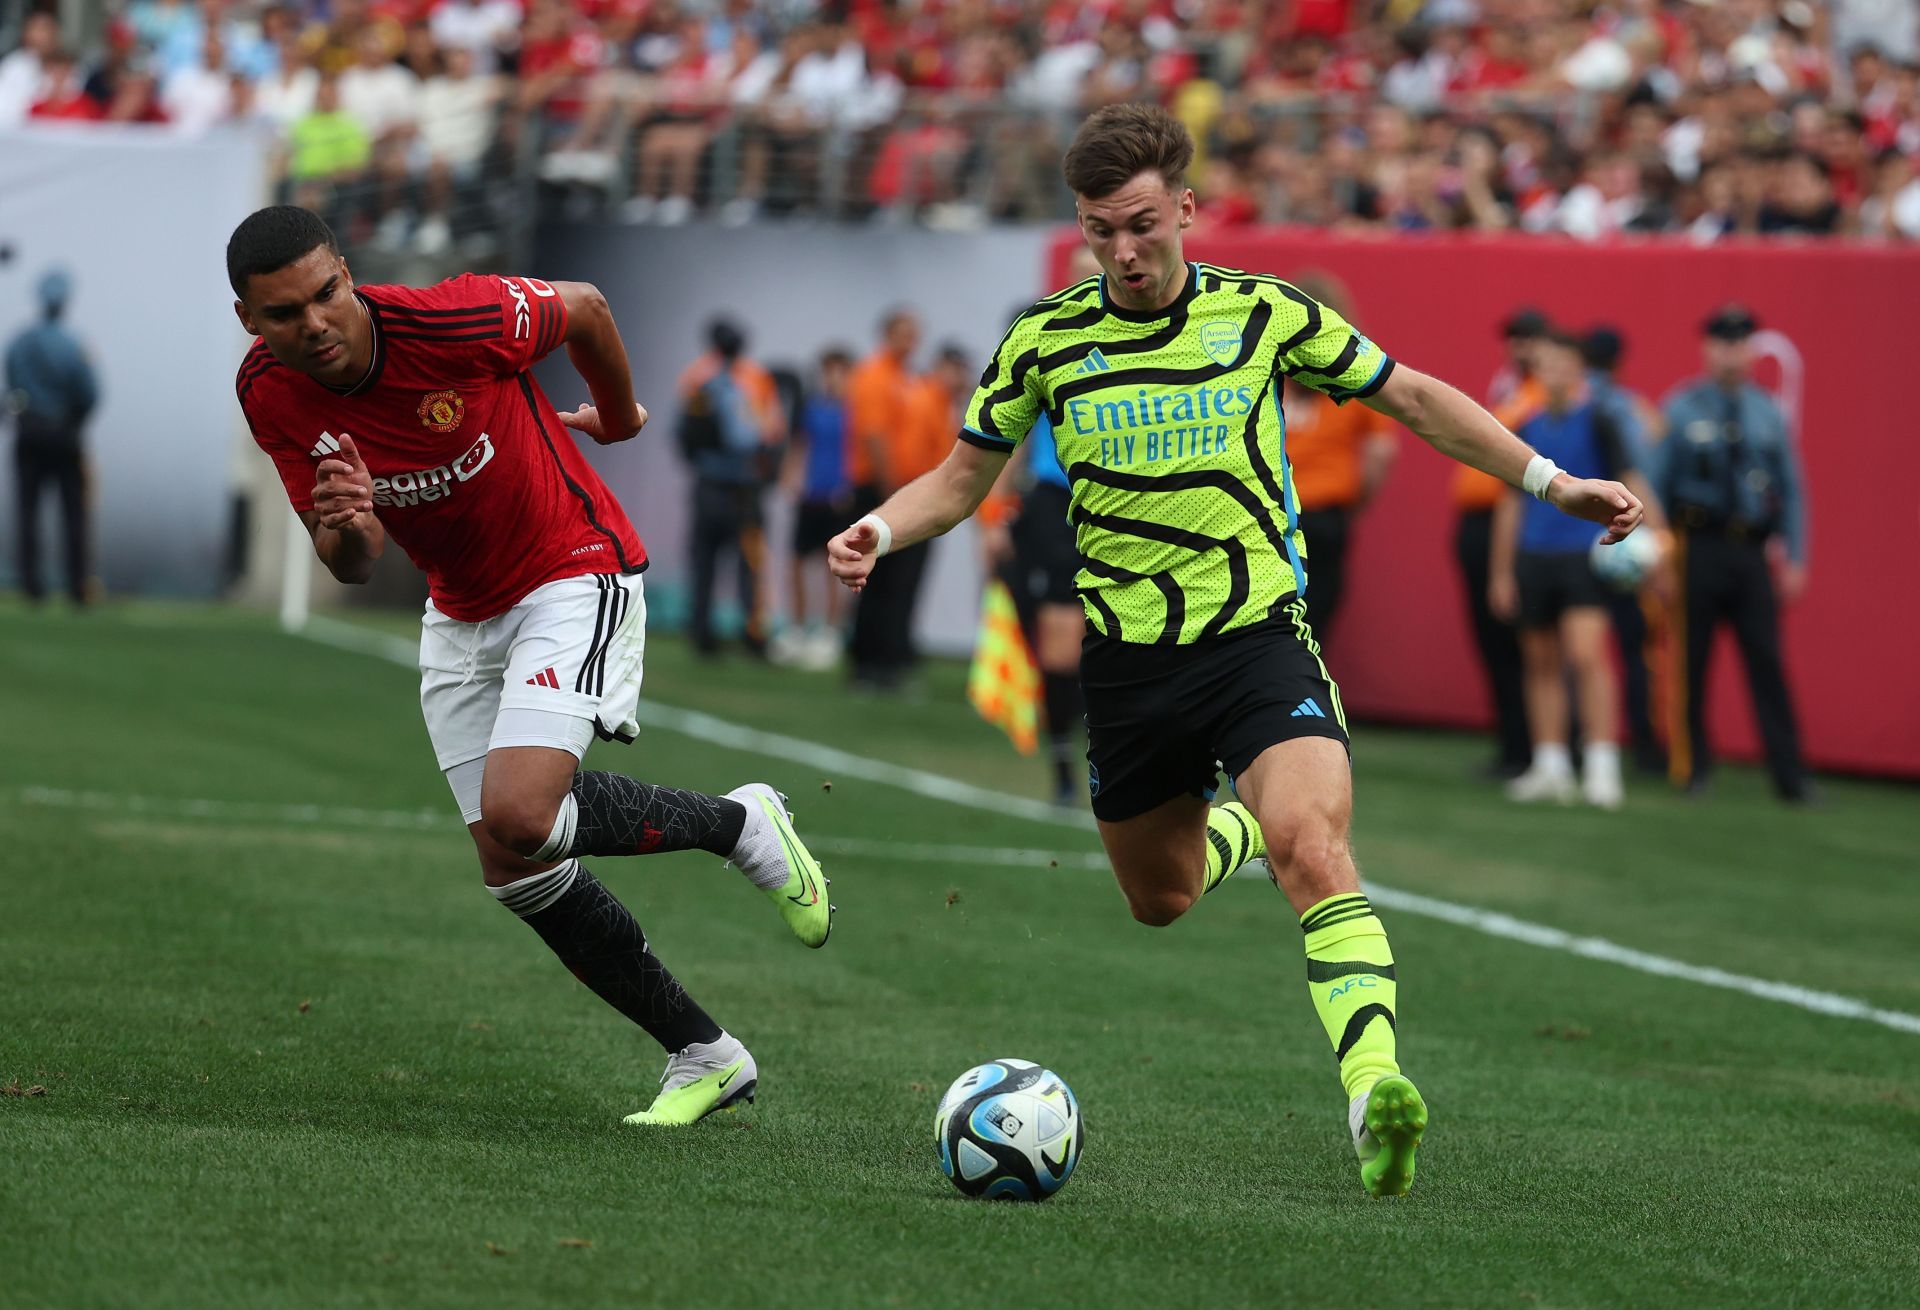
[4,0,1920,243]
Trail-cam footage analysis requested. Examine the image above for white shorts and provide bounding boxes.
[420,571,646,824]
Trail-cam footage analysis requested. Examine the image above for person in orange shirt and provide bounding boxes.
[675,317,784,657]
[845,308,922,688]
[855,342,970,688]
[1283,275,1399,652]
[1454,306,1547,779]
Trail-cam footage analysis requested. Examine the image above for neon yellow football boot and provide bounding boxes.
[623,1035,757,1126]
[1350,1074,1428,1196]
[724,783,832,948]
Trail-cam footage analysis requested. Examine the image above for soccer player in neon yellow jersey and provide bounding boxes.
[829,104,1643,1196]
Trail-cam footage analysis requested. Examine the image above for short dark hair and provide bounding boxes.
[1062,102,1194,199]
[226,205,338,297]
[818,346,853,369]
[708,316,746,360]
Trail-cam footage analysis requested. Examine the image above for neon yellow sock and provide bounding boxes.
[1299,892,1400,1100]
[1200,803,1262,895]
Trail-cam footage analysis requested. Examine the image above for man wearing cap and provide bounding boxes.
[1452,306,1547,779]
[6,268,100,605]
[1653,304,1812,802]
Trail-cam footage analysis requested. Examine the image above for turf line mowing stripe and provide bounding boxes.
[279,615,1920,1037]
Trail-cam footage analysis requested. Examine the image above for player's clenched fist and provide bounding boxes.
[828,519,885,591]
[1549,476,1643,544]
[313,432,375,532]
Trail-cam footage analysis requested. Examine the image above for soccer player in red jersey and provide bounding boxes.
[229,206,831,1125]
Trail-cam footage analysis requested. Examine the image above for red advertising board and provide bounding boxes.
[1048,231,1920,778]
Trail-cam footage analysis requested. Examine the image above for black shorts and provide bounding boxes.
[1010,484,1078,608]
[792,496,850,555]
[1080,601,1349,823]
[1516,550,1606,627]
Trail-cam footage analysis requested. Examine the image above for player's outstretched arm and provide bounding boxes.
[304,432,385,583]
[828,440,1009,591]
[1365,365,1643,543]
[551,281,648,445]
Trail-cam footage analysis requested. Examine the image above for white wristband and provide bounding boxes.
[855,512,893,558]
[1522,455,1563,502]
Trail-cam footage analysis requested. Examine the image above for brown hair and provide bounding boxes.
[1062,103,1195,199]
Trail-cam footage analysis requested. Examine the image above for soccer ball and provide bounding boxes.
[934,1058,1082,1201]
[1589,527,1662,593]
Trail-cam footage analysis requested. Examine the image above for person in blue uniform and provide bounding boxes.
[6,269,100,605]
[1653,304,1813,803]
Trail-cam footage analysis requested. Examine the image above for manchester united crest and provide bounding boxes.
[417,390,466,434]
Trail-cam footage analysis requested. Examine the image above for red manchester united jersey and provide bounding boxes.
[239,273,647,622]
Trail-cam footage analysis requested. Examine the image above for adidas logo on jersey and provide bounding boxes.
[1290,697,1328,719]
[526,667,561,689]
[309,432,343,458]
[1074,348,1114,375]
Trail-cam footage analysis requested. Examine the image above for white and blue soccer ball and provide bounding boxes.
[1589,526,1662,593]
[934,1058,1082,1201]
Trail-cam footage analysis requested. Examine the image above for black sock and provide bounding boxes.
[1041,671,1084,796]
[563,771,747,859]
[492,861,723,1052]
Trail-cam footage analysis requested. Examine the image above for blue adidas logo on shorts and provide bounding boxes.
[1290,697,1327,719]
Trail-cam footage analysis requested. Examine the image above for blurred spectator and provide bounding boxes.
[1859,148,1920,238]
[676,317,784,658]
[154,0,272,83]
[4,0,1919,241]
[1493,329,1660,810]
[1758,150,1842,234]
[429,0,521,76]
[160,29,235,134]
[627,15,742,225]
[776,345,855,670]
[845,306,921,689]
[7,269,99,607]
[1653,304,1813,802]
[338,25,420,248]
[254,20,318,135]
[414,45,501,256]
[128,0,196,64]
[1457,307,1548,781]
[854,340,968,688]
[30,48,104,122]
[1283,273,1398,652]
[284,71,370,214]
[1,12,59,125]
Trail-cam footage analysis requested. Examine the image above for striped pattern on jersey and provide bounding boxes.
[960,262,1394,645]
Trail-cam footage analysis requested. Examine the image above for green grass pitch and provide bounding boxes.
[1,601,1916,1309]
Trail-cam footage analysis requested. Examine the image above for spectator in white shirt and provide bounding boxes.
[161,30,236,134]
[0,11,59,127]
[1858,148,1920,240]
[253,31,318,135]
[429,0,521,76]
[413,46,501,254]
[338,26,420,247]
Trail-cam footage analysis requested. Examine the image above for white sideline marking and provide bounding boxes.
[302,613,1098,832]
[11,786,1110,869]
[266,616,1920,1037]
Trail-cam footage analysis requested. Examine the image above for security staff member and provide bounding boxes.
[6,269,99,606]
[1653,304,1812,802]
